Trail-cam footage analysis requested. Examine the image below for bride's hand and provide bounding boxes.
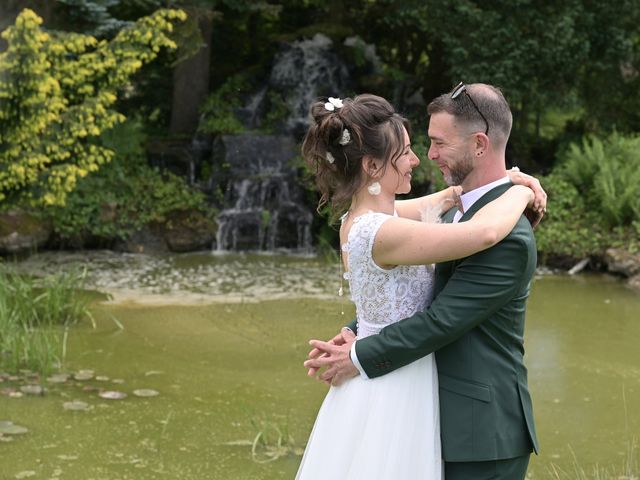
[306,328,355,377]
[508,168,547,213]
[508,168,547,228]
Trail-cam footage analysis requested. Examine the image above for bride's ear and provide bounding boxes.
[362,155,381,178]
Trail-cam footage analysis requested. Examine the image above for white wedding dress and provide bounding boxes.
[296,212,442,480]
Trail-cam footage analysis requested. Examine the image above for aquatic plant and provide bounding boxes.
[0,266,93,375]
[250,414,300,463]
[548,440,638,479]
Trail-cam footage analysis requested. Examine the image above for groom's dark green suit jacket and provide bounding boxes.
[347,182,539,463]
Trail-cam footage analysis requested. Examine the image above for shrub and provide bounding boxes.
[535,174,640,263]
[0,8,186,206]
[558,133,640,228]
[44,118,210,243]
[198,74,251,135]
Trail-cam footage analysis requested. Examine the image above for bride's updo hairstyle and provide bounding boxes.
[302,93,410,221]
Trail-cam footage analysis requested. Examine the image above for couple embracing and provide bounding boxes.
[296,83,545,479]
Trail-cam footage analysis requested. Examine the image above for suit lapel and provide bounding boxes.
[434,182,514,297]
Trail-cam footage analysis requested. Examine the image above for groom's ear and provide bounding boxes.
[473,133,489,156]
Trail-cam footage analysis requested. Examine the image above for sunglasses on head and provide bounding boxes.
[451,81,489,135]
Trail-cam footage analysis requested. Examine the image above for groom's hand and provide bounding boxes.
[306,328,355,377]
[304,337,358,386]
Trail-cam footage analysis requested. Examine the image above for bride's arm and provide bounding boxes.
[395,168,547,222]
[395,186,461,221]
[374,185,534,267]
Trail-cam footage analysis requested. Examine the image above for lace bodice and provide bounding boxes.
[344,212,435,339]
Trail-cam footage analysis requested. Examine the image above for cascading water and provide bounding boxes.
[268,33,350,137]
[214,135,313,252]
[213,34,352,252]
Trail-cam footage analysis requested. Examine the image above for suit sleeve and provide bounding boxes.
[345,318,357,333]
[354,232,530,378]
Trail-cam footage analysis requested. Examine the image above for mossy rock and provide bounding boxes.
[162,209,217,253]
[0,208,51,255]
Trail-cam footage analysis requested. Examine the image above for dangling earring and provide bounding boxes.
[367,181,381,196]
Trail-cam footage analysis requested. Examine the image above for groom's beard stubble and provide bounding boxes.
[444,150,474,187]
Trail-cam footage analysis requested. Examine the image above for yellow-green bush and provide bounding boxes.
[0,8,186,206]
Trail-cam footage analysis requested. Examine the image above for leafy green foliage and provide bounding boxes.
[537,180,640,261]
[0,8,186,206]
[198,74,291,134]
[262,92,292,133]
[534,174,605,261]
[558,133,640,228]
[409,133,447,192]
[45,118,210,242]
[198,74,251,135]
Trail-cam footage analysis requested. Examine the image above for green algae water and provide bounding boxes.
[2,253,639,479]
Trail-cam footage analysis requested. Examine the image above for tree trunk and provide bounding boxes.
[422,39,451,105]
[169,8,214,136]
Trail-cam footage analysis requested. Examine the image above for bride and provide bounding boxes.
[295,94,543,479]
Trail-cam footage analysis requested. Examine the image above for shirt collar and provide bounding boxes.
[459,176,510,214]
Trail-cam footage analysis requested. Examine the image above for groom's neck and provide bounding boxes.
[462,160,507,192]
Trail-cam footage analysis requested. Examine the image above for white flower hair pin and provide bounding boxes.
[339,128,351,146]
[326,152,335,164]
[324,97,343,111]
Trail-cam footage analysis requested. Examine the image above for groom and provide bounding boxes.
[305,82,540,480]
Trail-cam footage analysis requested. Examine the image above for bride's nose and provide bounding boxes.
[410,150,420,167]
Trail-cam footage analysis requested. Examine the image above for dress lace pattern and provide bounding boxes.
[344,212,434,339]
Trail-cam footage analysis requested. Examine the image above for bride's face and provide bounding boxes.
[380,127,420,195]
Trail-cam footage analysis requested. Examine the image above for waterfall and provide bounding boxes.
[214,134,313,252]
[210,34,355,252]
[207,34,373,252]
[268,33,350,137]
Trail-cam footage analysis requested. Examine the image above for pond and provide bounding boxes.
[2,252,639,479]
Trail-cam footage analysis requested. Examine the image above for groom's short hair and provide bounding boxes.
[428,83,512,149]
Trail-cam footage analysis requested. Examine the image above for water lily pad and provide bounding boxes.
[0,421,28,435]
[57,454,79,461]
[15,471,36,479]
[132,389,159,398]
[47,373,70,384]
[74,370,94,381]
[19,385,44,395]
[63,400,90,411]
[99,390,127,400]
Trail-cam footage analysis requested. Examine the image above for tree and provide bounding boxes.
[0,7,186,206]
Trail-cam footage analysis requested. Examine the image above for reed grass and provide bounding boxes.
[250,414,298,463]
[0,265,93,376]
[548,386,638,479]
[547,441,638,480]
